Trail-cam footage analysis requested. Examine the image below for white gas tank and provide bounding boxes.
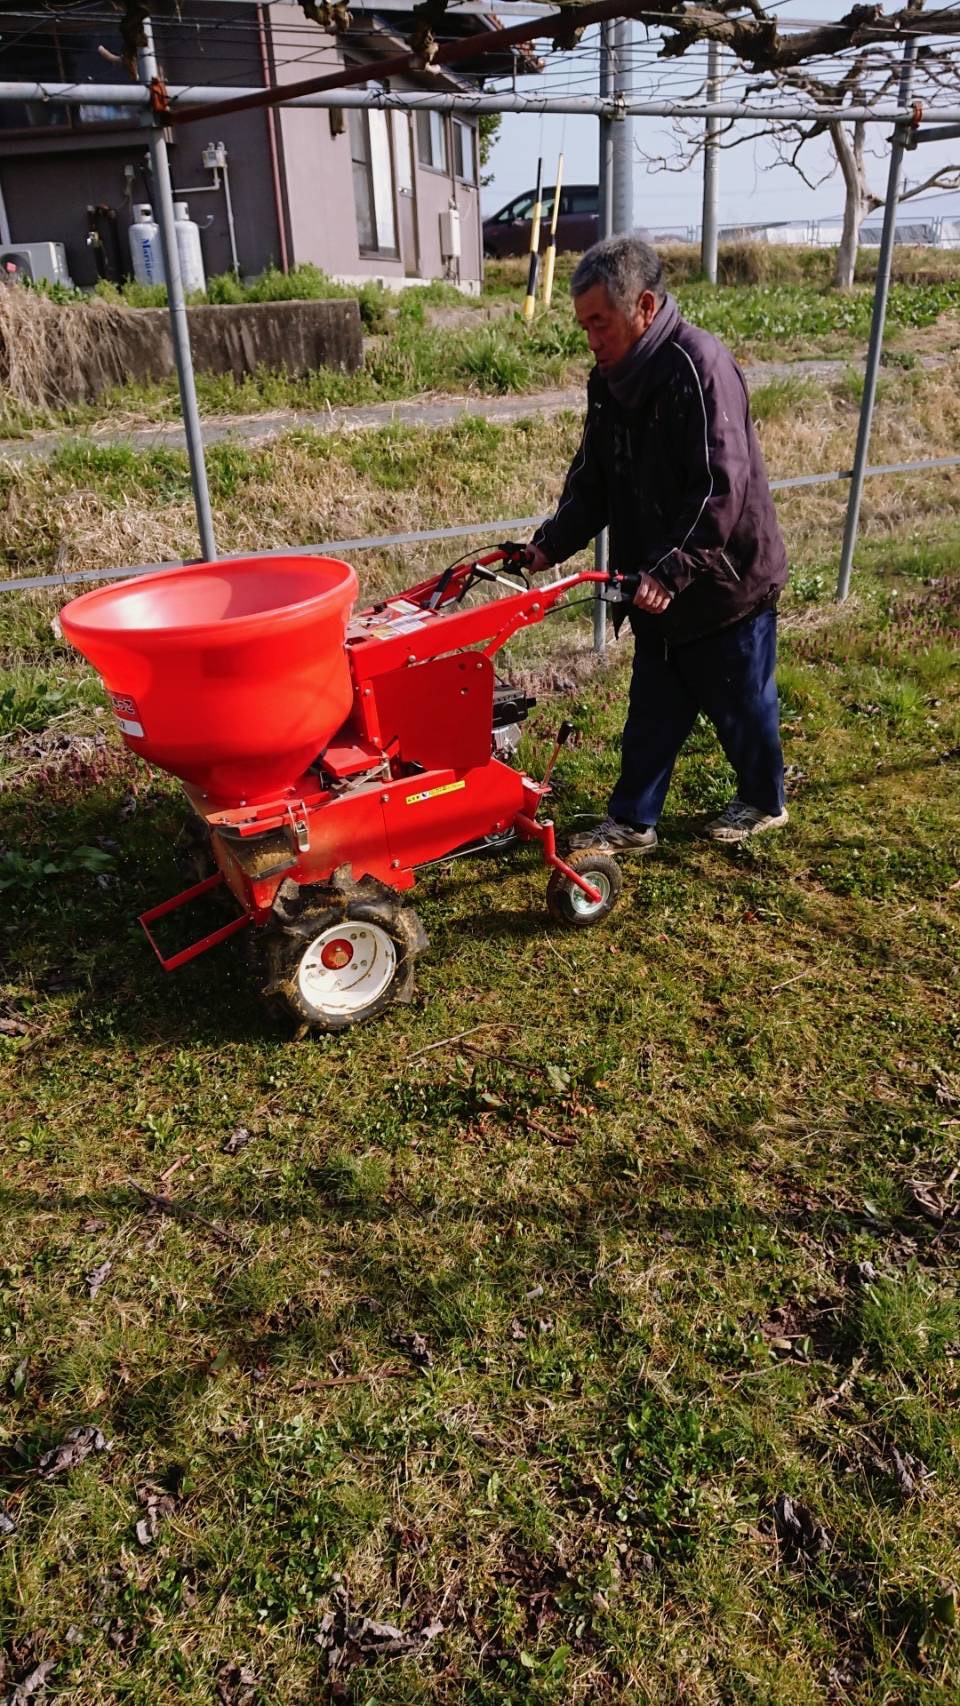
[174,201,206,294]
[129,203,165,287]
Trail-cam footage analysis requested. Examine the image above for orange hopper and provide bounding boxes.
[60,554,359,806]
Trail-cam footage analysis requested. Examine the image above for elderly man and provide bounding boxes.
[526,235,789,851]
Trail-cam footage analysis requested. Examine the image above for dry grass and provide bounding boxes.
[1,366,958,606]
[0,288,130,419]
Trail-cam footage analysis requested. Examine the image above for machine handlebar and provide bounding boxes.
[421,549,642,615]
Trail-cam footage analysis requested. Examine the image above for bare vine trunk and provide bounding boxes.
[830,119,877,289]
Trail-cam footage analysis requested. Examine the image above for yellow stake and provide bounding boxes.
[541,152,564,308]
[522,157,543,323]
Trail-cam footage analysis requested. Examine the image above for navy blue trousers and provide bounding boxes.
[608,607,785,828]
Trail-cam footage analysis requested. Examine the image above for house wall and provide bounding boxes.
[267,8,481,289]
[0,3,481,291]
[0,5,283,287]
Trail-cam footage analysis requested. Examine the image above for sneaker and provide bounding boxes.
[705,799,789,843]
[568,816,658,854]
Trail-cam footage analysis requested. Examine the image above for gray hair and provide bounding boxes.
[570,234,665,314]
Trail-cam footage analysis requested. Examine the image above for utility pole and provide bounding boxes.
[593,21,615,654]
[700,40,722,282]
[611,17,634,233]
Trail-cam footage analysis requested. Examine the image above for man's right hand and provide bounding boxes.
[522,544,552,575]
[632,571,673,614]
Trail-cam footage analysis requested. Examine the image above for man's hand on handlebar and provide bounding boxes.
[522,544,552,576]
[632,571,673,615]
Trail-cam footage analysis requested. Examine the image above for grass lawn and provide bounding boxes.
[1,502,958,1701]
[4,257,960,438]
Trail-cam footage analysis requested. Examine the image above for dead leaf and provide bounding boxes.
[771,1493,829,1562]
[871,1444,932,1499]
[215,1661,257,1704]
[0,1508,16,1537]
[223,1127,253,1155]
[906,1181,950,1227]
[315,1587,443,1682]
[396,1332,433,1369]
[5,1657,57,1702]
[134,1487,177,1555]
[509,1318,527,1342]
[0,1016,28,1038]
[38,1425,111,1480]
[85,1260,112,1300]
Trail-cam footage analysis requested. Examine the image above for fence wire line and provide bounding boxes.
[2,453,958,596]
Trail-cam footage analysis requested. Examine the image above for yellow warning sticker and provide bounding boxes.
[405,779,467,806]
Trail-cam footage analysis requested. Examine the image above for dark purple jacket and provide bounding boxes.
[533,296,788,644]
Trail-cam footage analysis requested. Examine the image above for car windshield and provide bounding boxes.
[494,192,557,222]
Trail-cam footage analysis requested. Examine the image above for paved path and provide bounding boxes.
[0,354,946,466]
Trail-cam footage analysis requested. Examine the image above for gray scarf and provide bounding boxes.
[604,294,681,412]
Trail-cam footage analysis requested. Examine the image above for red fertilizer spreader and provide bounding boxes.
[61,548,629,1030]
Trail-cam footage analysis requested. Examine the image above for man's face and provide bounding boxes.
[574,283,660,372]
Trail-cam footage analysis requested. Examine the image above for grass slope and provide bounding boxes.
[1,364,959,594]
[4,259,960,437]
[0,515,958,1701]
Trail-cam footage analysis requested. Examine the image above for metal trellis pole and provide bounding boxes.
[138,17,217,563]
[611,18,634,235]
[593,20,616,655]
[701,42,722,283]
[835,35,917,601]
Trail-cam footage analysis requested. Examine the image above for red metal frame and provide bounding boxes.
[139,873,251,971]
[139,558,616,971]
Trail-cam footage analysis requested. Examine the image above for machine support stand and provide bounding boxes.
[514,814,603,905]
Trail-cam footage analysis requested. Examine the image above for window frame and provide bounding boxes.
[348,95,400,260]
[451,117,476,185]
[416,109,449,175]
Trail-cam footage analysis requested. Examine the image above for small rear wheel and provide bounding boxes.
[253,877,428,1032]
[547,851,622,929]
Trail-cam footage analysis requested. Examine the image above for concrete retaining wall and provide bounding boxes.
[57,297,363,404]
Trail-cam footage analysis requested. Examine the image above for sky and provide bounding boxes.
[482,1,960,231]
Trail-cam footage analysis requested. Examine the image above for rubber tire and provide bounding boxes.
[547,851,623,929]
[254,885,423,1032]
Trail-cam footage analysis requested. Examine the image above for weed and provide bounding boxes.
[0,396,959,1703]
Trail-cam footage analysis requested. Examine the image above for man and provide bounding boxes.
[525,235,789,851]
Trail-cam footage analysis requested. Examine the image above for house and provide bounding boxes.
[0,1,522,292]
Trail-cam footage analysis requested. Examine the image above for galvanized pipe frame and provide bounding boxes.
[3,25,960,609]
[4,453,959,597]
[4,81,960,122]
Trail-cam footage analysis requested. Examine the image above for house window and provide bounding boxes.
[452,120,475,184]
[349,104,398,256]
[392,111,414,195]
[0,27,129,133]
[416,111,448,173]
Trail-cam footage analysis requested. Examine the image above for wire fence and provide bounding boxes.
[3,452,958,597]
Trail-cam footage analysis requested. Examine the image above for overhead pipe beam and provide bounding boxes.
[2,82,958,124]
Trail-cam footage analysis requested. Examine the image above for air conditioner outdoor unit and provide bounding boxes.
[0,241,73,288]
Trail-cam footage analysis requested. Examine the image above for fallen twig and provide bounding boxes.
[769,969,816,994]
[525,1112,575,1148]
[126,1180,237,1247]
[289,1364,417,1393]
[406,1023,519,1064]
